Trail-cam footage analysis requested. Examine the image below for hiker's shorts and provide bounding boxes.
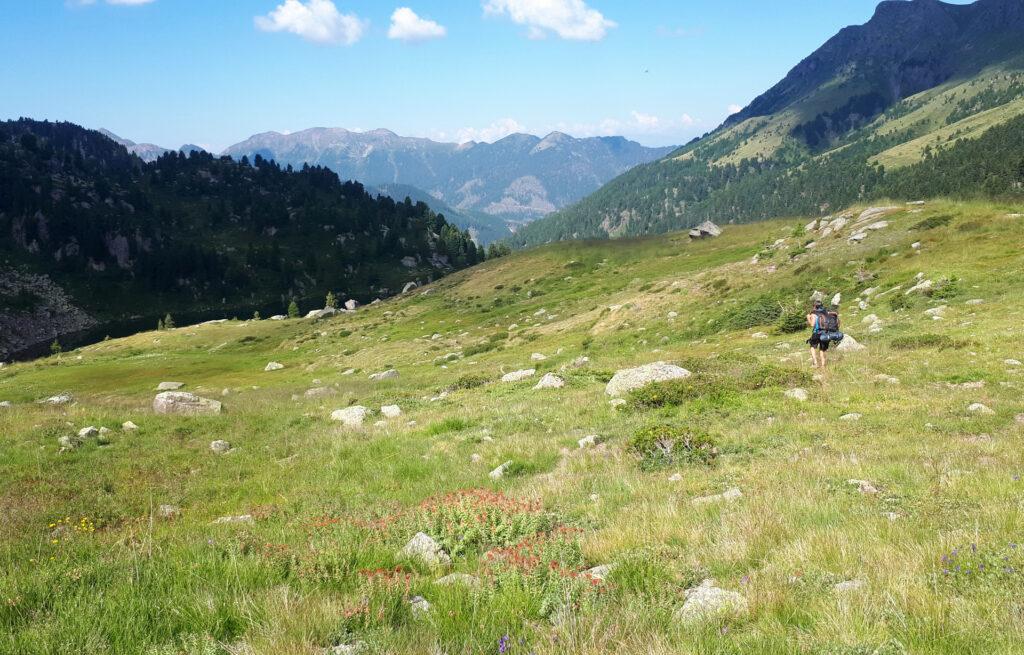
[807,333,830,351]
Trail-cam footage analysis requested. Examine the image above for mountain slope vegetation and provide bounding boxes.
[2,199,1023,653]
[512,0,1024,247]
[0,119,483,359]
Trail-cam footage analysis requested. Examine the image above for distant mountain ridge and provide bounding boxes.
[222,128,675,222]
[512,0,1024,247]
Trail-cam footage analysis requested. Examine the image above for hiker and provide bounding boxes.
[806,300,841,369]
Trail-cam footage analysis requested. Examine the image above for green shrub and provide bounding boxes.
[910,214,953,231]
[891,334,973,350]
[777,304,808,333]
[630,357,809,409]
[446,373,491,391]
[425,417,475,436]
[889,293,913,311]
[627,424,719,470]
[931,276,962,300]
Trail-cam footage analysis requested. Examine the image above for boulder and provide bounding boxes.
[409,596,431,617]
[306,307,338,320]
[153,392,222,416]
[674,580,749,624]
[331,406,370,427]
[78,426,99,439]
[156,382,185,391]
[840,413,863,422]
[905,279,934,295]
[41,393,74,406]
[578,434,602,449]
[369,369,399,382]
[967,403,994,415]
[399,532,451,567]
[344,299,359,311]
[381,405,402,419]
[530,353,547,361]
[836,335,866,352]
[305,387,337,399]
[210,440,232,454]
[688,221,722,239]
[264,362,285,372]
[501,369,536,383]
[534,374,565,390]
[605,362,691,397]
[122,421,139,431]
[402,282,418,294]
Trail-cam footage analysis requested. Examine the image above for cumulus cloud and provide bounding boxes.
[550,111,701,141]
[255,0,367,45]
[727,104,743,115]
[483,0,616,41]
[388,7,446,41]
[451,118,526,144]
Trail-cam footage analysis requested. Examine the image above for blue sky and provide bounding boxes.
[0,1,972,151]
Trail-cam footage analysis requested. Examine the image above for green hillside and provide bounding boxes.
[3,199,1024,654]
[512,0,1024,248]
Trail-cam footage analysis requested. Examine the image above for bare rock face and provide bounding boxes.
[605,362,691,397]
[0,268,97,360]
[152,392,222,416]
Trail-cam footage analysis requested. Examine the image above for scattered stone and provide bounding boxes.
[409,596,431,617]
[675,580,749,624]
[840,413,863,422]
[924,306,947,317]
[305,387,337,399]
[584,564,615,581]
[212,515,254,525]
[58,435,80,451]
[874,374,900,385]
[965,299,985,306]
[534,373,565,390]
[399,532,451,567]
[848,479,878,495]
[435,573,480,588]
[1016,414,1024,425]
[344,299,359,311]
[0,401,10,408]
[692,488,743,505]
[41,393,74,406]
[78,426,99,439]
[609,398,627,410]
[605,362,691,397]
[785,388,809,402]
[328,643,365,655]
[1005,359,1022,367]
[861,314,879,325]
[153,392,222,416]
[210,440,232,454]
[470,453,483,463]
[530,353,547,361]
[668,311,679,319]
[264,362,284,372]
[751,332,769,339]
[967,403,994,415]
[381,405,402,419]
[848,232,868,243]
[905,279,934,295]
[156,382,185,391]
[865,221,889,231]
[269,315,286,321]
[688,221,722,239]
[578,435,602,449]
[857,206,897,222]
[157,505,180,519]
[669,473,683,482]
[402,282,418,294]
[369,369,399,381]
[883,512,900,521]
[501,369,536,383]
[342,369,356,376]
[489,461,513,480]
[331,406,370,427]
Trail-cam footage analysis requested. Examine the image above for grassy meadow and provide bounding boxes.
[2,200,1024,654]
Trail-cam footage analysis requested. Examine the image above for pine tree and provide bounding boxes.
[163,313,175,330]
[253,311,261,321]
[157,319,164,331]
[325,291,337,309]
[287,299,300,319]
[50,339,62,356]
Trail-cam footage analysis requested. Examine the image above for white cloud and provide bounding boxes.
[452,118,526,144]
[255,0,367,45]
[727,104,743,115]
[483,0,616,41]
[388,7,446,41]
[680,113,695,126]
[630,111,661,129]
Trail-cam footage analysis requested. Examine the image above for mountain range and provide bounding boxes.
[512,0,1024,247]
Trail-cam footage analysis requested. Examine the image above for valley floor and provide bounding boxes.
[2,200,1024,654]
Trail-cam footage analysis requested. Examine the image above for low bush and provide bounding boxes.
[910,214,953,231]
[890,334,973,350]
[626,424,719,470]
[777,304,808,333]
[446,373,491,391]
[630,356,810,409]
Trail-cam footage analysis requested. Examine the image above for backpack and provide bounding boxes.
[815,309,843,342]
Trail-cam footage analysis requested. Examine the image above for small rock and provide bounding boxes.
[534,373,565,390]
[584,564,615,581]
[501,369,536,383]
[0,401,10,408]
[874,374,900,385]
[674,580,749,624]
[861,314,879,325]
[381,405,402,419]
[831,292,842,306]
[840,413,862,422]
[848,479,878,495]
[210,440,232,454]
[609,398,627,410]
[836,335,866,352]
[344,299,359,311]
[331,406,370,427]
[98,427,111,436]
[78,426,99,439]
[305,387,337,399]
[1005,359,1022,367]
[41,393,74,405]
[409,596,431,617]
[435,573,480,588]
[156,382,185,391]
[157,505,180,519]
[967,403,994,415]
[328,643,365,655]
[212,515,254,525]
[58,435,80,451]
[905,279,934,295]
[751,332,769,339]
[489,461,513,480]
[264,362,285,372]
[470,453,482,463]
[369,369,399,381]
[669,473,683,482]
[530,353,547,361]
[578,435,601,449]
[924,306,947,317]
[965,299,985,306]
[122,421,139,431]
[834,580,866,594]
[785,388,809,402]
[692,488,742,505]
[668,311,679,319]
[399,532,451,567]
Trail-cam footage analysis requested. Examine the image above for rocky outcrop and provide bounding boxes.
[152,392,222,416]
[605,362,691,397]
[0,268,97,360]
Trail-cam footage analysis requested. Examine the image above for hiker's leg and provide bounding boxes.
[820,349,828,369]
[809,347,818,367]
